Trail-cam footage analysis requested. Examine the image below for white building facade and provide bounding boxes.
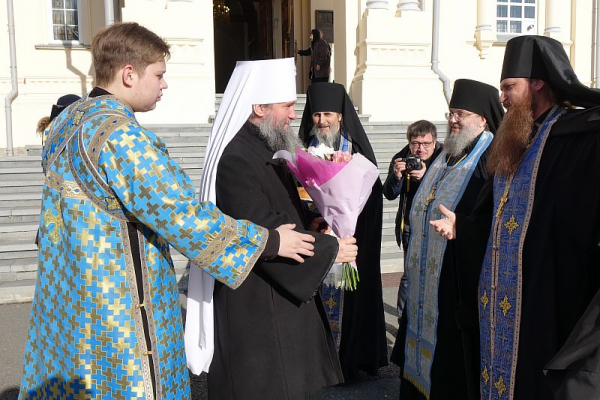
[0,0,597,153]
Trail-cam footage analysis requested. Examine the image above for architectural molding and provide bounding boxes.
[545,0,570,41]
[164,38,206,65]
[367,1,389,10]
[0,78,93,94]
[474,0,497,59]
[397,0,421,12]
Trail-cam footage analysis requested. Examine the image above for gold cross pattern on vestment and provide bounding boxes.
[499,295,513,316]
[480,290,489,310]
[325,293,337,310]
[482,366,490,384]
[494,376,507,397]
[43,201,64,244]
[504,215,520,235]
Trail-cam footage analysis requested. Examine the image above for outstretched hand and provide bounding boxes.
[429,204,456,240]
[276,224,315,263]
[335,236,358,263]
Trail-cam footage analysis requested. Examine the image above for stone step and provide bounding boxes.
[0,178,44,187]
[0,185,43,195]
[0,192,42,201]
[0,278,37,303]
[0,159,42,169]
[0,227,38,241]
[0,256,38,280]
[0,239,38,261]
[0,206,40,218]
[0,214,40,225]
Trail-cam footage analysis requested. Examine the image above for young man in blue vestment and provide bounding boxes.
[19,22,316,400]
[432,35,600,400]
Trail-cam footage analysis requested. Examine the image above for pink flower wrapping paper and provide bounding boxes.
[273,147,379,267]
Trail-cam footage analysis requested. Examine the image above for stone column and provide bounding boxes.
[545,0,566,39]
[367,0,389,10]
[397,0,420,12]
[351,4,448,121]
[474,0,497,59]
[121,0,216,125]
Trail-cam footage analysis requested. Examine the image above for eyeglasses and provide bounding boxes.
[445,111,474,121]
[409,141,433,149]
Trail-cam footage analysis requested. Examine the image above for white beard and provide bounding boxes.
[310,125,340,148]
[443,125,481,157]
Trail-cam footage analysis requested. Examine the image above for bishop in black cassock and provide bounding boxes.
[199,59,349,400]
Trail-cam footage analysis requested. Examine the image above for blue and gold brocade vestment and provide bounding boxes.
[19,94,267,399]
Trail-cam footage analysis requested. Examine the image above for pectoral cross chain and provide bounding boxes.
[496,184,511,218]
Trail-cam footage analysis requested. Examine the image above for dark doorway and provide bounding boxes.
[281,0,293,59]
[213,0,274,93]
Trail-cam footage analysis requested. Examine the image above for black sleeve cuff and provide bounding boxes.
[261,229,280,259]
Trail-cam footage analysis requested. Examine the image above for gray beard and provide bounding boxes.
[310,126,340,148]
[256,116,302,153]
[443,126,481,157]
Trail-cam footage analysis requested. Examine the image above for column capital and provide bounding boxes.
[397,0,420,12]
[367,0,389,10]
[474,0,497,59]
[397,0,421,12]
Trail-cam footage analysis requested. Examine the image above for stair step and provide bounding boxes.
[0,206,40,217]
[0,193,42,201]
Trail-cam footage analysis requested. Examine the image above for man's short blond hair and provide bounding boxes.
[92,22,170,87]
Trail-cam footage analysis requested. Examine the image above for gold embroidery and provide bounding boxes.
[407,337,417,348]
[494,376,507,397]
[426,258,438,275]
[424,186,437,207]
[504,215,519,235]
[420,347,432,360]
[44,201,64,243]
[106,197,121,210]
[482,366,490,384]
[499,295,513,316]
[496,184,511,218]
[46,171,88,200]
[481,290,489,310]
[324,293,337,310]
[73,110,84,126]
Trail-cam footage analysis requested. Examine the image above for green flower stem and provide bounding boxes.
[341,262,359,291]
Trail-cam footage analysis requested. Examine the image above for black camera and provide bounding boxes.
[404,155,422,172]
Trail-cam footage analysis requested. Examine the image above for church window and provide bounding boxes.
[49,0,80,42]
[496,0,536,36]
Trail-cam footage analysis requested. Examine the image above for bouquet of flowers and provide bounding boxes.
[273,145,379,290]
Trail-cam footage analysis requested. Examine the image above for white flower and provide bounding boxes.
[307,143,335,160]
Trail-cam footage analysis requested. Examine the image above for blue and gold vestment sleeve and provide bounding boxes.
[98,124,267,289]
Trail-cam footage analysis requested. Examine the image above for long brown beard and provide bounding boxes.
[486,92,534,177]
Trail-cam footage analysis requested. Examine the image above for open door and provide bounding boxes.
[213,0,274,93]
